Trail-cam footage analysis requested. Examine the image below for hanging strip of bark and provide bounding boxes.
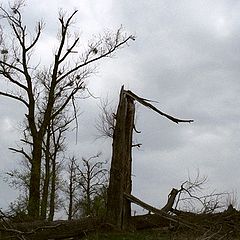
[124,90,194,124]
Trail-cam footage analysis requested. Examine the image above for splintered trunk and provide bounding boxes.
[106,86,135,229]
[28,139,42,219]
[106,87,193,229]
[161,188,179,213]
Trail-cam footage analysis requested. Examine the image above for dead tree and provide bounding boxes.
[106,86,135,229]
[106,86,193,230]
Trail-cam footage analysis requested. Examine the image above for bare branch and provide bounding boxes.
[57,34,135,82]
[59,37,80,64]
[0,91,28,106]
[0,69,28,91]
[0,60,25,74]
[173,172,228,214]
[9,147,32,163]
[26,21,43,51]
[0,223,62,236]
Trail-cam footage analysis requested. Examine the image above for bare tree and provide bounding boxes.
[43,115,73,221]
[76,153,108,217]
[6,108,73,220]
[62,156,79,220]
[95,99,116,139]
[62,153,108,218]
[0,2,134,218]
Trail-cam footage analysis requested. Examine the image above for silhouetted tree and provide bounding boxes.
[0,1,134,218]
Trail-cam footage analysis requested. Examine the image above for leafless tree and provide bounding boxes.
[95,99,116,139]
[5,108,73,220]
[0,1,134,218]
[62,153,108,218]
[62,156,80,220]
[76,153,108,217]
[42,115,73,220]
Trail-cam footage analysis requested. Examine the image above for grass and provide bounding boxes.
[82,230,170,240]
[82,229,240,240]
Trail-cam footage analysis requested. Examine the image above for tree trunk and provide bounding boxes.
[41,127,51,219]
[40,129,51,219]
[161,188,179,213]
[68,164,74,220]
[106,86,135,229]
[28,138,42,219]
[48,156,56,221]
[106,86,193,229]
[40,158,50,219]
[86,171,91,216]
[68,180,73,220]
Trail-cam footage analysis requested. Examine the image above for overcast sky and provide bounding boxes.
[1,0,240,215]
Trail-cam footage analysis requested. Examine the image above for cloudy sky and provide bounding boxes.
[1,0,240,215]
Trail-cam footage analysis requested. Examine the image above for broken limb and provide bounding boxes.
[124,90,194,124]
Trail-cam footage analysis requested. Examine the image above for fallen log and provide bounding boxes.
[124,193,195,230]
[0,217,102,240]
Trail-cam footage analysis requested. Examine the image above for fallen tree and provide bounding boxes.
[1,202,240,240]
[0,217,103,240]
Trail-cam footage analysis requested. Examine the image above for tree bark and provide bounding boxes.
[48,156,56,221]
[68,169,73,220]
[161,188,179,213]
[106,86,194,229]
[40,157,50,220]
[40,128,51,219]
[28,138,42,219]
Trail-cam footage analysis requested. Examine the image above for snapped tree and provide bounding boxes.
[106,86,193,229]
[0,1,134,218]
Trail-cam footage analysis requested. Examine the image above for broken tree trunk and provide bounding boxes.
[161,188,179,213]
[106,86,193,230]
[106,86,135,230]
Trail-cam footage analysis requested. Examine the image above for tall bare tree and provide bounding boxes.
[0,1,134,218]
